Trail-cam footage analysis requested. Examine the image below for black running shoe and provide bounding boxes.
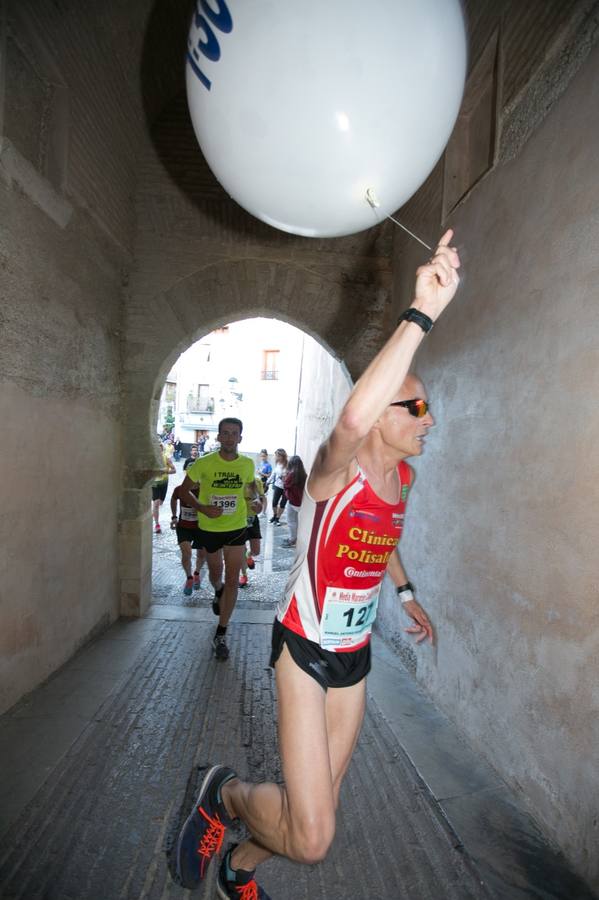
[213,584,224,615]
[174,765,237,889]
[213,634,229,661]
[217,845,272,899]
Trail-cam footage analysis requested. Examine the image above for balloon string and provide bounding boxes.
[386,214,432,251]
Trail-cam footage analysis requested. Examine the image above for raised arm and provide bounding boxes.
[309,230,460,501]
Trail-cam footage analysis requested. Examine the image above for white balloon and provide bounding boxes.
[186,0,466,238]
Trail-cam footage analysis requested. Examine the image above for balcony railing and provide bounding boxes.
[261,370,279,380]
[186,400,214,413]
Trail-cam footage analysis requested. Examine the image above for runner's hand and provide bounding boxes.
[402,599,434,645]
[202,505,224,518]
[250,499,262,513]
[412,229,460,323]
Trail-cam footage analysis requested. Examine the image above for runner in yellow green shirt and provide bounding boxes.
[180,417,261,660]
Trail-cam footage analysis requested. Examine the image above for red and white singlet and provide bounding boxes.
[277,461,411,652]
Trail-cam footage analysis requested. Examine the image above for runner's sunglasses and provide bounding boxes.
[389,398,430,418]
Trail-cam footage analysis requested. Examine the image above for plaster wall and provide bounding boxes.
[0,3,139,712]
[377,40,599,887]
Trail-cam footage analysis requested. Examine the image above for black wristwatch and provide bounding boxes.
[397,308,434,333]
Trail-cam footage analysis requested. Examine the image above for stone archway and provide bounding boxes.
[118,91,395,614]
[120,258,390,614]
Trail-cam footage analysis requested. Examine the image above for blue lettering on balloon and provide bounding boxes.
[187,44,211,90]
[195,15,220,61]
[187,0,233,91]
[200,0,233,34]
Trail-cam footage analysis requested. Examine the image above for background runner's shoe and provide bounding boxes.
[239,574,248,588]
[154,523,161,534]
[193,572,201,590]
[183,576,193,596]
[217,845,272,899]
[174,765,237,889]
[212,585,224,616]
[213,635,229,661]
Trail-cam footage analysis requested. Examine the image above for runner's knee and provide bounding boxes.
[287,812,335,864]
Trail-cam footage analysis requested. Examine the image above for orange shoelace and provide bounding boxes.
[196,806,226,876]
[235,881,259,900]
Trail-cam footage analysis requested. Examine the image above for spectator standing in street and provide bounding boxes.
[282,455,307,548]
[151,443,176,534]
[269,449,288,526]
[184,444,199,471]
[257,450,272,498]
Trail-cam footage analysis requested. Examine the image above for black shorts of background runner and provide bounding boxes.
[151,483,168,502]
[271,486,287,509]
[270,618,371,691]
[175,525,204,548]
[245,517,262,540]
[196,527,247,554]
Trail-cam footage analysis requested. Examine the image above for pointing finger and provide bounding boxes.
[437,228,454,248]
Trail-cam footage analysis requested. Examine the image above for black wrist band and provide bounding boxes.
[396,582,414,595]
[397,308,433,333]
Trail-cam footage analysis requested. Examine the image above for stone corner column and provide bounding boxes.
[119,484,153,617]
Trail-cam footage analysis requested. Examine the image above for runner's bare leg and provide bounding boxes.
[222,644,366,869]
[219,544,245,626]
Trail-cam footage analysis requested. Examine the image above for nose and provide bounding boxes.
[423,411,434,427]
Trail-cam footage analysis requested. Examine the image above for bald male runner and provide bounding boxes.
[174,231,461,899]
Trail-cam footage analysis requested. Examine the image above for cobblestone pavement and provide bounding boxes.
[1,464,592,899]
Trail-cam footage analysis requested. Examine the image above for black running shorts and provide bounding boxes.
[269,618,371,691]
[246,517,262,540]
[151,483,168,502]
[196,527,247,554]
[175,525,203,548]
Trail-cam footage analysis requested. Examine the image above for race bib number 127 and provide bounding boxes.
[319,584,380,650]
